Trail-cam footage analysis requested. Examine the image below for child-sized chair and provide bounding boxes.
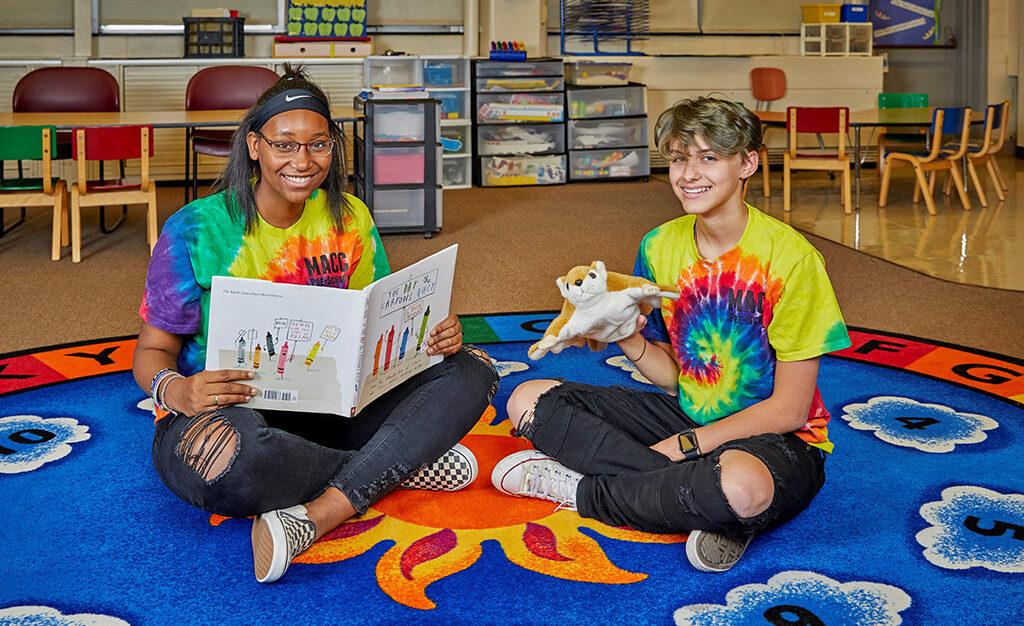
[0,125,67,260]
[70,125,157,263]
[876,92,929,177]
[962,100,1010,207]
[783,107,851,214]
[878,107,972,215]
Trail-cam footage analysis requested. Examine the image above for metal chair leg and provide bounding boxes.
[99,160,128,233]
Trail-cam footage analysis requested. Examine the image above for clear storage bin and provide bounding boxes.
[473,60,564,78]
[568,118,648,149]
[422,58,468,87]
[475,77,564,92]
[370,188,434,228]
[567,85,646,119]
[364,56,420,88]
[570,148,650,179]
[372,103,426,142]
[477,123,565,155]
[442,157,471,187]
[476,93,564,123]
[440,126,470,155]
[565,62,631,86]
[373,147,425,185]
[480,154,566,187]
[433,91,468,120]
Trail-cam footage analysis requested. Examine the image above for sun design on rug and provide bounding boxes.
[213,406,685,609]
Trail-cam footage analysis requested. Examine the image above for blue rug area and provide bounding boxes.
[2,314,1023,625]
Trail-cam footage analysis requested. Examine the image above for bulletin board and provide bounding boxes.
[870,0,940,46]
[286,0,368,38]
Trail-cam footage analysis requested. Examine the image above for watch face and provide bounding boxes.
[679,431,698,452]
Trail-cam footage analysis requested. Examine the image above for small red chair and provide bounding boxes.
[783,107,851,213]
[749,67,786,198]
[71,125,156,263]
[185,66,279,201]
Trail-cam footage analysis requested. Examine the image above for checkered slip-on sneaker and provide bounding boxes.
[685,529,755,573]
[399,443,478,492]
[252,504,317,583]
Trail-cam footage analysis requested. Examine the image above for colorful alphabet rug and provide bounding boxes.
[2,314,1022,624]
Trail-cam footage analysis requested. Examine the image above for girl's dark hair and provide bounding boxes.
[211,63,350,233]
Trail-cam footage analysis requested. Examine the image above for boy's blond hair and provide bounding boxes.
[654,96,762,159]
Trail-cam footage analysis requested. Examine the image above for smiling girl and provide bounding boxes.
[132,65,497,584]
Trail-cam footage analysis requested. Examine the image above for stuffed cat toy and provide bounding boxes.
[528,261,680,360]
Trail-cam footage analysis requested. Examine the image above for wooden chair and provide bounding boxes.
[12,67,126,233]
[962,99,1010,207]
[0,125,67,260]
[70,125,156,263]
[185,66,278,202]
[783,107,851,213]
[876,92,929,177]
[749,67,786,198]
[879,107,972,215]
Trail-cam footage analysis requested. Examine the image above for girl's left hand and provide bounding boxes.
[427,314,462,356]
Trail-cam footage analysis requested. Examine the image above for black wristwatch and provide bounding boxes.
[677,429,702,461]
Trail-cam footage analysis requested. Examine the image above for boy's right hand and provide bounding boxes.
[166,369,258,415]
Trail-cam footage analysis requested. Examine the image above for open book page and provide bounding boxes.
[352,244,458,415]
[206,278,369,415]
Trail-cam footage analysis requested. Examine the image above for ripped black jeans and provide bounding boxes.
[522,382,826,534]
[152,347,498,518]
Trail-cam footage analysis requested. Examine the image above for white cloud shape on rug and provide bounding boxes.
[0,605,129,625]
[137,397,156,414]
[606,355,654,385]
[839,396,997,452]
[917,485,1024,573]
[491,357,528,378]
[0,415,90,474]
[673,570,911,626]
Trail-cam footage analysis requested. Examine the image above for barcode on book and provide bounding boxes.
[263,389,298,402]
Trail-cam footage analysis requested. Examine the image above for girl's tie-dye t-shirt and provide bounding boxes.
[140,189,390,376]
[635,205,851,451]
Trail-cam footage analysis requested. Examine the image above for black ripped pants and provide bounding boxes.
[522,382,826,534]
[152,348,497,518]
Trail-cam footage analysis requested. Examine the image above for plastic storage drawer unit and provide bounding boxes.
[568,85,646,119]
[442,159,471,187]
[367,103,427,142]
[373,147,425,185]
[565,62,631,86]
[364,56,420,87]
[475,77,564,92]
[369,188,441,228]
[478,123,565,155]
[480,154,566,187]
[476,93,565,123]
[433,92,466,119]
[569,118,648,149]
[474,60,564,77]
[423,59,469,87]
[570,148,650,179]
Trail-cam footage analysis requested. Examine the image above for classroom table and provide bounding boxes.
[756,107,983,209]
[0,106,363,236]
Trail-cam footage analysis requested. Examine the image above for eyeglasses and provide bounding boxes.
[257,132,335,157]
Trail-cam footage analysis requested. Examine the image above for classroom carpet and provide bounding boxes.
[1,313,1023,625]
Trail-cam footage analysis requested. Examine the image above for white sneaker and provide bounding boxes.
[399,443,478,491]
[491,450,583,511]
[252,504,317,583]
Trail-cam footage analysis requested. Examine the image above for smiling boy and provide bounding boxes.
[491,97,851,572]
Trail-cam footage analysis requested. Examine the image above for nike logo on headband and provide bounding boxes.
[285,94,313,102]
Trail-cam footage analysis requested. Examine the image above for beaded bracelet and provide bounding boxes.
[156,372,184,413]
[150,368,176,400]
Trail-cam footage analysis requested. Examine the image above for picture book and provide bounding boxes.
[205,245,458,417]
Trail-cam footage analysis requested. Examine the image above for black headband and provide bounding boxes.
[252,88,332,131]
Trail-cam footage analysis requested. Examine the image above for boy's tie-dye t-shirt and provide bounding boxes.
[140,189,390,376]
[635,205,851,451]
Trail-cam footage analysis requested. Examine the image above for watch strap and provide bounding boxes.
[677,429,701,461]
